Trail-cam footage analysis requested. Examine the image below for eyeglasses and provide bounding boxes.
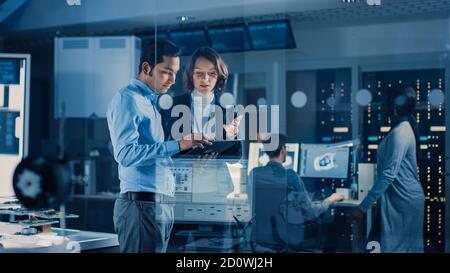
[194,71,218,79]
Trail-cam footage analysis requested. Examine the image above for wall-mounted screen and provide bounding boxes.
[247,20,296,50]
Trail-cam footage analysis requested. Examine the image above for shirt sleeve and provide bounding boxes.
[288,171,330,220]
[359,128,409,211]
[107,92,180,168]
[159,107,173,141]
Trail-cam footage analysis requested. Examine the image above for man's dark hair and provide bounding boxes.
[184,47,228,92]
[263,134,287,158]
[139,39,181,74]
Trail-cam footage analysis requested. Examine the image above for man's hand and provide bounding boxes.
[199,152,219,160]
[178,133,214,151]
[328,193,345,203]
[223,115,243,139]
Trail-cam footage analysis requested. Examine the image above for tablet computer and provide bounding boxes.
[176,140,242,158]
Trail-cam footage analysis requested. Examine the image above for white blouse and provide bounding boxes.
[191,90,217,138]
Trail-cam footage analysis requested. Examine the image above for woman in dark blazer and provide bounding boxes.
[161,47,242,157]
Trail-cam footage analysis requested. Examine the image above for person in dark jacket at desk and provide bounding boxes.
[250,134,344,249]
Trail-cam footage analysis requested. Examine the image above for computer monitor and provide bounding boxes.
[168,29,210,55]
[247,142,299,175]
[299,144,350,179]
[0,54,30,197]
[247,20,296,50]
[140,32,170,45]
[207,24,252,53]
[0,59,21,85]
[156,158,252,224]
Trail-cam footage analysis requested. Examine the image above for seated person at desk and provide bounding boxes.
[249,134,344,251]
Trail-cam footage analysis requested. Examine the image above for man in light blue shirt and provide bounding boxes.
[107,40,212,253]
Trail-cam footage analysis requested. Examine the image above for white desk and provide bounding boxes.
[51,228,119,252]
[335,200,361,207]
[0,222,118,252]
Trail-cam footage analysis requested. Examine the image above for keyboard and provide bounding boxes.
[176,230,230,237]
[184,237,243,251]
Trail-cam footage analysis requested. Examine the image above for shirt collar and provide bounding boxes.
[131,78,159,105]
[267,161,284,168]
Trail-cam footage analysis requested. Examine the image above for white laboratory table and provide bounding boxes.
[0,222,119,252]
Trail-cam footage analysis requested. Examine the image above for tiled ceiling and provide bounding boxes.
[288,0,450,22]
[5,0,450,49]
[152,0,450,31]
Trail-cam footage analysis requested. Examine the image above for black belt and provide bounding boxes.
[120,192,155,201]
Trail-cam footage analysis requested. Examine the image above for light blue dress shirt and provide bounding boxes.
[191,90,216,139]
[107,78,180,195]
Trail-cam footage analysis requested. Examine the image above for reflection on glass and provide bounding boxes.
[429,89,444,107]
[290,91,307,108]
[156,158,251,223]
[356,89,372,106]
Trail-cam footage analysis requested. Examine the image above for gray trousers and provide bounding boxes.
[113,197,174,253]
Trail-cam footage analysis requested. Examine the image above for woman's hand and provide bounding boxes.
[223,115,243,139]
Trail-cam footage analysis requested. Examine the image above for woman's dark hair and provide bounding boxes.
[385,84,420,159]
[183,47,228,92]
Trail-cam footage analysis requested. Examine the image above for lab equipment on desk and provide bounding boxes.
[336,188,352,200]
[12,156,73,210]
[0,222,80,253]
[156,158,251,224]
[335,163,376,207]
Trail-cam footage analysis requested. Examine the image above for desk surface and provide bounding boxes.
[51,228,119,251]
[0,222,118,252]
[335,200,361,207]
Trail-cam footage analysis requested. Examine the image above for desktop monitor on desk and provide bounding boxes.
[299,144,350,179]
[247,142,299,175]
[156,158,252,224]
[298,143,375,207]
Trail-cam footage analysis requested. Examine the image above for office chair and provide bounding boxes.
[250,182,321,253]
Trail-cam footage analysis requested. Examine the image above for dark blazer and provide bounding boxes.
[160,92,241,158]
